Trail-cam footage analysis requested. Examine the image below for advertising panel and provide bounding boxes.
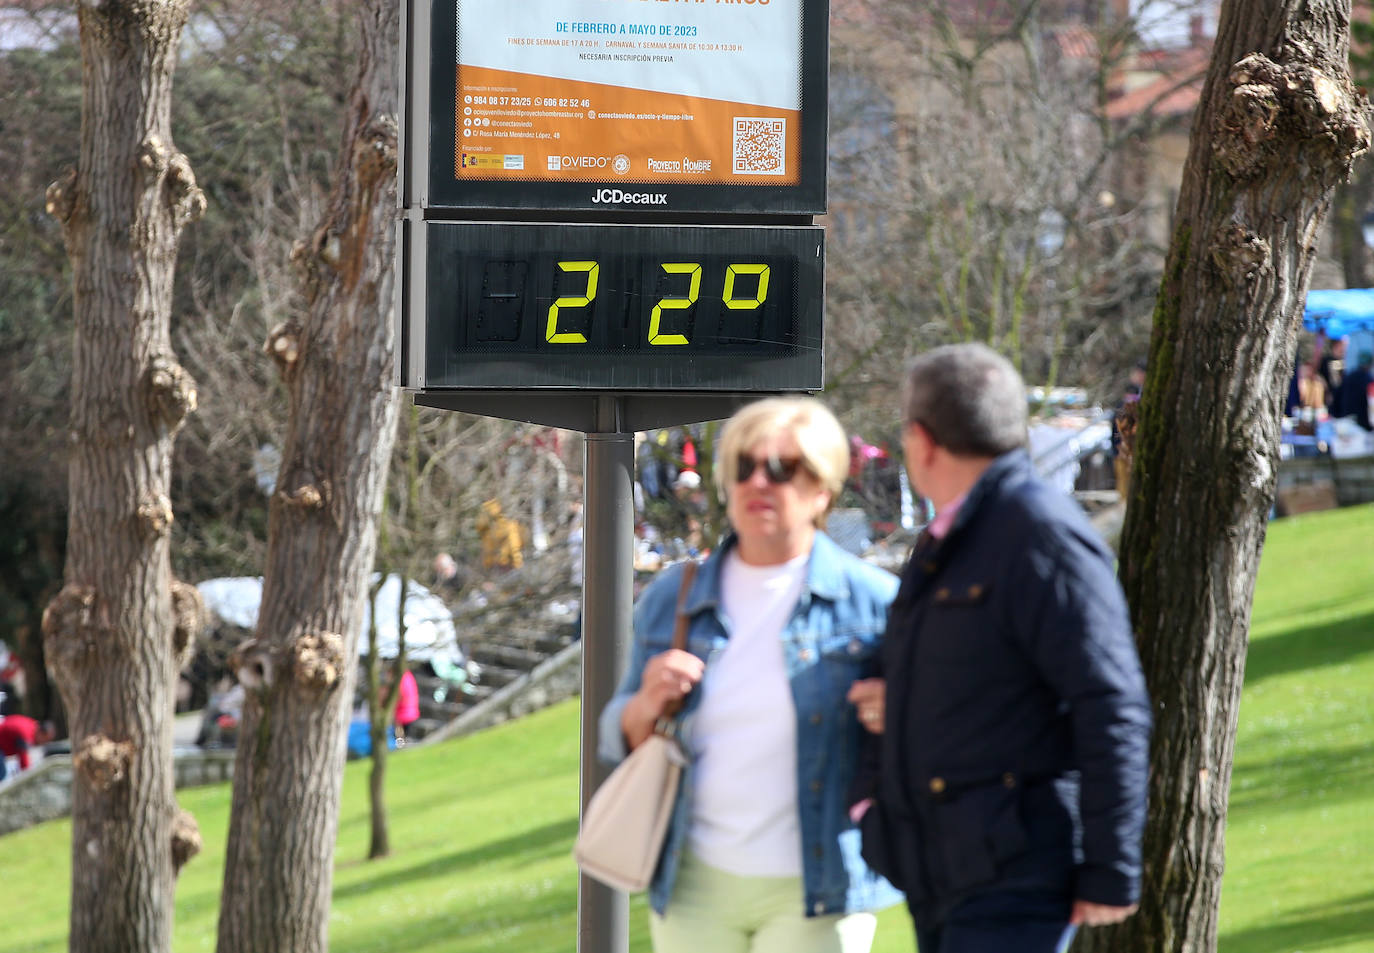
[406,0,828,214]
[457,2,800,185]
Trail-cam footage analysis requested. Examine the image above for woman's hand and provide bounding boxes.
[847,678,886,734]
[620,649,705,750]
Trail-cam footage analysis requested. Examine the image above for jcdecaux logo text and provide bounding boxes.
[592,189,668,206]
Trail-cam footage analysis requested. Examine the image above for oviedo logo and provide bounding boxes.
[613,154,631,175]
[591,188,669,206]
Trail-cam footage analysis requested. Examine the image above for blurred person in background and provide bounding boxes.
[0,714,54,780]
[393,668,420,746]
[1336,351,1373,430]
[0,640,24,716]
[1318,335,1347,417]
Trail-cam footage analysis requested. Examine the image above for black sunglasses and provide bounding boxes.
[735,453,809,484]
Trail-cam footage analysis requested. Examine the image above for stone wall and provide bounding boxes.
[1276,452,1374,514]
[0,756,74,837]
[0,644,583,837]
[0,749,236,838]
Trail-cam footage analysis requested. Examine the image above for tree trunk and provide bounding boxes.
[367,714,391,859]
[215,0,400,948]
[365,409,421,860]
[1333,155,1374,288]
[363,578,402,862]
[1074,2,1369,952]
[39,2,205,952]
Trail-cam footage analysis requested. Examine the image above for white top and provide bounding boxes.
[687,549,807,876]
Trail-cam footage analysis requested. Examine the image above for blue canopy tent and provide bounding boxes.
[1304,288,1374,337]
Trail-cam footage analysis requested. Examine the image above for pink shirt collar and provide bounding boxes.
[927,492,968,540]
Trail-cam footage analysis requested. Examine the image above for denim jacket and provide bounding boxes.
[598,531,903,917]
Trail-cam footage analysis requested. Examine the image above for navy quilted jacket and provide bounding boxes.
[854,449,1151,927]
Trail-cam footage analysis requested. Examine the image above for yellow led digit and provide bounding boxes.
[649,263,701,345]
[723,264,771,310]
[546,261,599,344]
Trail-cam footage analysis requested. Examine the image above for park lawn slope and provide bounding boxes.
[2,504,1372,953]
[2,700,653,953]
[1216,502,1374,953]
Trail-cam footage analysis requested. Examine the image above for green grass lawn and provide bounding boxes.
[3,504,1372,953]
[1216,503,1374,953]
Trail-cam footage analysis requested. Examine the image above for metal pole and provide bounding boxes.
[578,396,633,953]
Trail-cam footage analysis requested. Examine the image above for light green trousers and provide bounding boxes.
[649,851,878,953]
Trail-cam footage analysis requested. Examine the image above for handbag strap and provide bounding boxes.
[658,560,699,726]
[670,560,698,652]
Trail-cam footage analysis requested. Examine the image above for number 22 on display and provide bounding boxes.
[543,261,771,345]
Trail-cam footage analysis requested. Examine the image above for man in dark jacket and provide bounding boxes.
[1335,351,1372,430]
[849,343,1151,953]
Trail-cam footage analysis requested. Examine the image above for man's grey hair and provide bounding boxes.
[901,343,1028,457]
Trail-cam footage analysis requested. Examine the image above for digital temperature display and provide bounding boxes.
[404,222,824,391]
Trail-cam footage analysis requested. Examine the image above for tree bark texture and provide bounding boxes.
[1075,2,1369,952]
[215,0,400,949]
[39,2,205,952]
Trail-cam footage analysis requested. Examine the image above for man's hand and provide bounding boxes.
[1070,900,1138,927]
[847,678,886,734]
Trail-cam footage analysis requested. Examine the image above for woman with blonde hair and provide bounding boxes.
[599,396,900,953]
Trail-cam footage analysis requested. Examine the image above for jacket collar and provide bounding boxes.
[942,448,1033,541]
[684,529,850,617]
[898,449,1032,599]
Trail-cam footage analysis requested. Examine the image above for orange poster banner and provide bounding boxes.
[456,65,801,185]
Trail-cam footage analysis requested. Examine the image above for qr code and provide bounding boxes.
[733,117,786,175]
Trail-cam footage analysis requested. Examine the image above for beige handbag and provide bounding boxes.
[574,561,698,892]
